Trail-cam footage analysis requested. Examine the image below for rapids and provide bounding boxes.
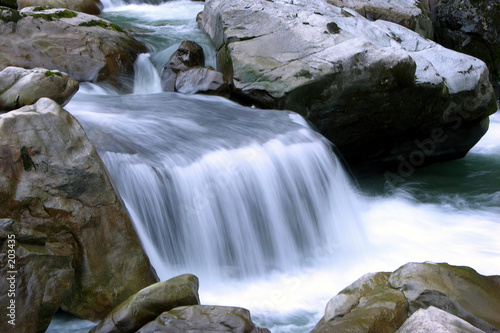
[47,1,500,332]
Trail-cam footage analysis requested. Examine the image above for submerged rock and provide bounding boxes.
[327,0,433,38]
[0,219,74,333]
[0,66,78,111]
[396,306,485,333]
[90,274,200,333]
[313,262,500,333]
[0,98,158,324]
[137,305,269,333]
[0,7,146,90]
[17,0,102,15]
[199,0,496,170]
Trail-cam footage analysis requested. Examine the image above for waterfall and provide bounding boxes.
[67,91,365,280]
[100,0,168,8]
[134,53,163,94]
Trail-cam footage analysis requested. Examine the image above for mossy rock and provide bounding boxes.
[31,9,77,21]
[0,6,23,23]
[33,5,54,11]
[78,19,125,33]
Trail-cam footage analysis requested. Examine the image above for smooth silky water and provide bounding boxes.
[47,1,500,332]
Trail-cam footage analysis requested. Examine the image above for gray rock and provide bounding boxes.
[175,66,230,97]
[410,290,500,332]
[313,262,500,333]
[0,66,78,111]
[0,7,146,91]
[0,98,158,321]
[313,272,408,333]
[137,305,268,333]
[90,274,200,333]
[17,0,102,15]
[0,219,74,333]
[327,0,433,38]
[161,40,206,92]
[396,306,485,333]
[388,262,500,330]
[199,0,496,169]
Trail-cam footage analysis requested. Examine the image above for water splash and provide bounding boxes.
[134,53,163,94]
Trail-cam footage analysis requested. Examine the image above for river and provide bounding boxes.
[47,1,500,332]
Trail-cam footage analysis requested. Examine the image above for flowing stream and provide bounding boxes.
[47,1,500,332]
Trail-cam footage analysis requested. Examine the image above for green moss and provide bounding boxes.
[0,6,22,23]
[341,9,354,17]
[45,70,62,78]
[31,9,77,21]
[33,6,53,11]
[327,22,341,34]
[78,19,124,33]
[110,22,124,33]
[294,69,313,79]
[389,32,403,43]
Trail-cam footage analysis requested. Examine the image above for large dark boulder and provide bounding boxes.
[199,0,496,171]
[0,6,146,91]
[423,0,500,99]
[0,98,158,326]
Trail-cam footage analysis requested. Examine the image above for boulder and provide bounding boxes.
[0,7,146,91]
[0,219,74,333]
[161,40,205,92]
[388,262,500,331]
[0,66,78,111]
[0,98,158,322]
[137,305,269,333]
[312,272,408,333]
[313,262,500,333]
[423,0,500,99]
[327,0,433,38]
[175,66,230,97]
[17,0,102,15]
[396,306,485,333]
[199,0,496,170]
[90,274,200,333]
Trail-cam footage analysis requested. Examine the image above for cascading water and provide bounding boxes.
[133,54,163,94]
[67,91,365,280]
[100,0,168,7]
[47,1,500,332]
